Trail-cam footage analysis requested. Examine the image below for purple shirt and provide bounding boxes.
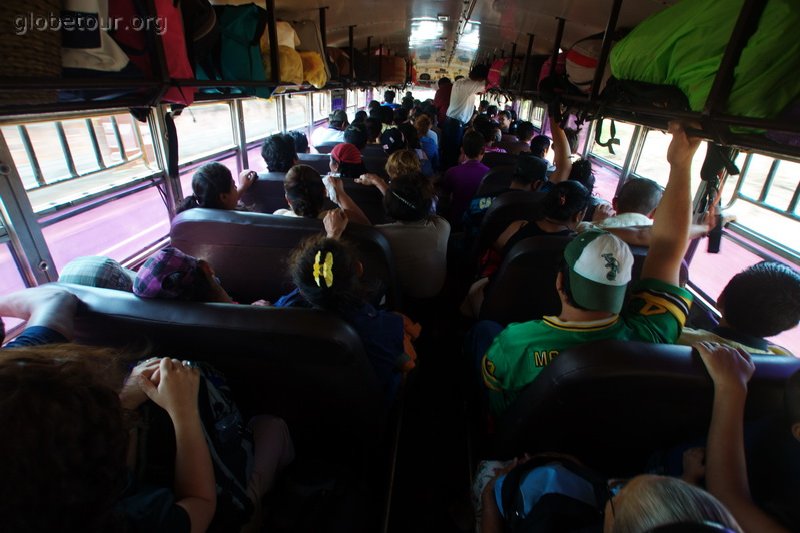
[441,159,490,227]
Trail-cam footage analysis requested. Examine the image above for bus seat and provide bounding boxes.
[315,142,338,154]
[482,152,518,169]
[479,235,571,325]
[630,245,690,287]
[338,178,392,224]
[297,153,330,174]
[475,165,516,197]
[169,208,399,309]
[491,339,800,474]
[363,154,390,179]
[57,282,385,462]
[496,141,531,155]
[472,191,546,264]
[239,172,287,214]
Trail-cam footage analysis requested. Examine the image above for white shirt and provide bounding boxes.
[577,212,653,233]
[446,79,485,124]
[311,126,345,147]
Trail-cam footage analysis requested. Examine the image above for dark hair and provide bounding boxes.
[380,106,394,126]
[438,77,451,86]
[289,234,363,312]
[479,99,489,108]
[530,134,552,157]
[616,177,664,215]
[541,180,590,222]
[568,159,595,195]
[367,100,381,110]
[0,345,129,532]
[393,107,409,125]
[287,130,309,154]
[177,162,233,213]
[384,90,396,103]
[344,124,368,150]
[486,105,498,117]
[365,117,382,143]
[720,261,800,338]
[472,116,500,144]
[383,173,433,222]
[283,165,326,218]
[398,122,420,150]
[462,130,486,159]
[498,110,512,120]
[455,75,465,81]
[401,96,414,110]
[516,121,535,142]
[261,133,298,172]
[353,110,368,124]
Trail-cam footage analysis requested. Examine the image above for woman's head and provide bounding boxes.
[329,143,366,178]
[415,114,431,138]
[385,149,421,180]
[284,165,326,218]
[605,475,742,533]
[569,159,596,195]
[0,345,129,532]
[383,173,433,222]
[541,180,591,225]
[289,234,363,312]
[177,162,236,213]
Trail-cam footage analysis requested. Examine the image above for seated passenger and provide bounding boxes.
[59,255,136,292]
[578,177,664,232]
[364,117,384,150]
[352,109,367,125]
[439,130,490,228]
[287,130,310,154]
[134,247,236,303]
[261,133,299,173]
[288,214,419,401]
[381,90,400,109]
[679,262,800,355]
[176,162,257,213]
[273,164,370,224]
[356,168,451,299]
[311,109,349,148]
[329,142,367,178]
[343,123,368,150]
[474,122,700,415]
[515,121,535,150]
[415,114,440,171]
[529,134,551,160]
[472,115,507,154]
[497,109,514,135]
[396,122,434,177]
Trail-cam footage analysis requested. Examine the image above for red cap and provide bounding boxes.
[330,143,362,165]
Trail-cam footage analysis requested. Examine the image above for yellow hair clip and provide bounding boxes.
[312,250,334,288]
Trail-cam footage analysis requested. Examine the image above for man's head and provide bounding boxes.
[328,109,348,130]
[367,100,381,111]
[568,160,595,195]
[614,178,664,217]
[261,133,298,172]
[380,127,407,155]
[530,135,552,158]
[287,130,309,154]
[478,99,489,112]
[344,124,368,150]
[486,105,498,119]
[559,230,634,314]
[384,90,396,103]
[438,77,451,87]
[393,107,409,125]
[365,117,382,143]
[511,154,548,190]
[718,261,800,339]
[498,110,513,132]
[462,130,486,160]
[470,64,489,81]
[516,121,535,142]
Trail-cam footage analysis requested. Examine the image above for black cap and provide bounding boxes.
[514,154,548,184]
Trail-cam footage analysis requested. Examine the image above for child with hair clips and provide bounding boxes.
[176,162,257,213]
[287,209,420,402]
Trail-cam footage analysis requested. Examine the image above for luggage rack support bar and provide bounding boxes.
[549,18,566,83]
[145,0,170,105]
[518,33,534,96]
[590,0,623,102]
[265,0,281,84]
[367,36,373,82]
[320,7,329,52]
[506,42,517,92]
[349,26,356,80]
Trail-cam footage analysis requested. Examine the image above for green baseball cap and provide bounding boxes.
[564,229,633,314]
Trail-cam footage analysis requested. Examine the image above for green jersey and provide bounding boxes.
[482,278,693,415]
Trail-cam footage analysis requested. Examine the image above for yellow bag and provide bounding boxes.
[262,45,304,85]
[299,51,328,89]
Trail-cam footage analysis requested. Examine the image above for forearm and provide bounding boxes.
[171,410,216,530]
[548,120,572,184]
[606,226,651,247]
[652,163,691,256]
[481,490,503,533]
[0,287,78,338]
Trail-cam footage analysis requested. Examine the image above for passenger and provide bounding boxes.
[287,130,310,154]
[695,341,796,532]
[382,90,400,109]
[578,177,664,232]
[416,114,439,171]
[176,162,257,213]
[394,107,410,126]
[442,64,489,170]
[288,212,420,401]
[59,255,136,292]
[311,109,349,148]
[472,116,507,154]
[530,134,552,159]
[433,77,453,126]
[380,127,407,156]
[0,285,293,532]
[401,93,414,110]
[380,106,395,131]
[397,121,434,177]
[478,100,489,115]
[329,142,367,179]
[355,168,451,299]
[352,109,368,125]
[474,122,700,415]
[367,99,381,112]
[274,164,370,224]
[133,246,236,303]
[515,121,535,149]
[344,123,368,150]
[679,262,800,355]
[439,130,490,229]
[498,109,514,135]
[261,133,299,172]
[364,117,383,146]
[486,104,498,121]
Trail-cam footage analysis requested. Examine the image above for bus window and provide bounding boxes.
[242,98,280,142]
[284,94,310,132]
[589,119,636,169]
[634,127,706,193]
[174,103,235,164]
[313,91,330,123]
[530,103,545,129]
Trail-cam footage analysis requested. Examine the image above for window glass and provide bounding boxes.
[634,128,706,193]
[589,119,636,168]
[243,98,279,142]
[284,95,310,131]
[174,103,235,163]
[530,104,545,129]
[518,101,531,123]
[312,92,330,123]
[357,88,367,109]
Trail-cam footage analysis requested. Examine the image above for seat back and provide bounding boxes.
[475,165,515,197]
[363,154,389,178]
[479,235,572,324]
[629,245,690,287]
[315,142,338,154]
[496,140,531,155]
[473,191,546,260]
[297,153,330,174]
[482,151,518,169]
[58,283,384,461]
[169,208,399,308]
[493,339,800,474]
[239,172,287,214]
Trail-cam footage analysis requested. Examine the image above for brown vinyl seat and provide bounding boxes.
[496,140,532,155]
[492,339,800,474]
[481,151,518,169]
[56,283,385,462]
[479,235,572,325]
[170,208,399,308]
[297,153,331,174]
[314,142,338,154]
[472,190,546,263]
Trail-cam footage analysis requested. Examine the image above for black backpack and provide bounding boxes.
[499,457,607,533]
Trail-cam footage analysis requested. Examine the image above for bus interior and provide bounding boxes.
[1,0,799,531]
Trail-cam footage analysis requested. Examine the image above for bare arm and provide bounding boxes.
[0,285,79,339]
[355,173,389,196]
[237,170,257,200]
[330,175,371,225]
[547,117,572,184]
[640,123,701,285]
[141,358,216,533]
[696,342,789,533]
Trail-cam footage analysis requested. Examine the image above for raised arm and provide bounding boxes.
[696,342,790,533]
[355,173,390,195]
[237,169,258,200]
[547,117,573,184]
[640,123,701,285]
[0,285,79,340]
[141,358,216,533]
